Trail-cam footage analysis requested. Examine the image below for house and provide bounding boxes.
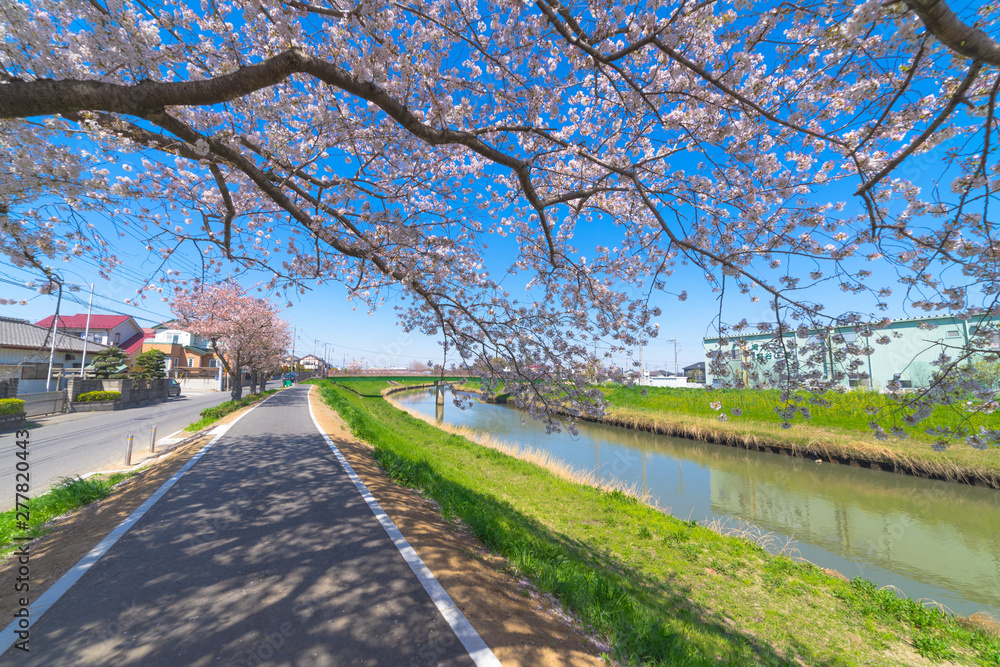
[684,362,706,383]
[703,314,1000,390]
[142,322,224,374]
[298,354,326,372]
[35,314,147,364]
[0,316,109,393]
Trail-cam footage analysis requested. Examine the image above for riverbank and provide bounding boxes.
[318,379,1000,666]
[460,383,1000,489]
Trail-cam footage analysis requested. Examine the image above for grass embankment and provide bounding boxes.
[0,472,139,557]
[324,378,436,397]
[317,379,1000,666]
[598,386,1000,488]
[183,388,279,432]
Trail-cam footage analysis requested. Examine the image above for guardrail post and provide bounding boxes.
[125,434,134,466]
[149,426,157,454]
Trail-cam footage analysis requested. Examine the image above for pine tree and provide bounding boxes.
[131,349,166,379]
[92,347,129,379]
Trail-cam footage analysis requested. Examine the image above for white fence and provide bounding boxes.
[21,390,67,417]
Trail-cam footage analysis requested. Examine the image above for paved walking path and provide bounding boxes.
[0,386,486,666]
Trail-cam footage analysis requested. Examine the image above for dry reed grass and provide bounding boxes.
[958,611,1000,638]
[702,515,801,558]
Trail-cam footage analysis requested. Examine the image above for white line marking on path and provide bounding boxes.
[306,386,503,667]
[0,393,279,655]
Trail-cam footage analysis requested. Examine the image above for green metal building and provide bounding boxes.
[703,314,999,390]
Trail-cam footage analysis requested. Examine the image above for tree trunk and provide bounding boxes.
[230,352,243,401]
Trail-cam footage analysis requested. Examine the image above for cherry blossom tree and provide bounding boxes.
[2,0,1000,443]
[244,308,292,393]
[171,281,291,400]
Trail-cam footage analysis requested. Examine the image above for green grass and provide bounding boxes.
[183,389,279,432]
[603,385,1000,442]
[0,471,140,556]
[319,378,441,398]
[318,379,1000,666]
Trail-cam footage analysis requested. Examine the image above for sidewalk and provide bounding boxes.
[0,386,486,666]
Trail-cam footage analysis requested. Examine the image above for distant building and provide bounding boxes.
[683,362,706,383]
[1,316,108,392]
[143,322,223,374]
[35,313,146,363]
[703,314,1000,390]
[298,354,326,372]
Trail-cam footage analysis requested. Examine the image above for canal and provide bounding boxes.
[392,387,1000,619]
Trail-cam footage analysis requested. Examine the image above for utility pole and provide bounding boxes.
[45,280,64,392]
[668,339,678,375]
[80,283,94,377]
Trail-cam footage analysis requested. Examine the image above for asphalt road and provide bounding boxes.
[0,391,228,511]
[0,385,477,666]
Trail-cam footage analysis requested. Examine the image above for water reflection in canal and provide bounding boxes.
[394,388,1000,618]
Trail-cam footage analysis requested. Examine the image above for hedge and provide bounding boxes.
[75,391,121,403]
[198,392,271,420]
[0,399,25,416]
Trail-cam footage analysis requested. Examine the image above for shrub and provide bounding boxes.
[0,399,25,416]
[91,347,129,379]
[75,391,121,403]
[131,349,166,379]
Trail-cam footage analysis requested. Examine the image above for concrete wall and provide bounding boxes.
[0,379,18,399]
[67,377,169,408]
[177,377,221,392]
[638,376,704,389]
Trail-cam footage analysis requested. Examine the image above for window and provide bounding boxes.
[209,359,217,368]
[891,373,912,389]
[172,357,179,368]
[187,358,194,367]
[947,330,960,338]
[114,332,120,344]
[21,363,62,379]
[172,334,179,344]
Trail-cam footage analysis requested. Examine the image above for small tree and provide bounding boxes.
[131,350,166,380]
[92,348,129,379]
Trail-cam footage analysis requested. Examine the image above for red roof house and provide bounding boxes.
[35,314,146,362]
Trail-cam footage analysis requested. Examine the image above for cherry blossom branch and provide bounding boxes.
[855,61,984,196]
[207,164,235,259]
[905,0,1000,67]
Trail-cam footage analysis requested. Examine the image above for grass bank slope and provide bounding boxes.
[598,386,1000,488]
[317,379,1000,666]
